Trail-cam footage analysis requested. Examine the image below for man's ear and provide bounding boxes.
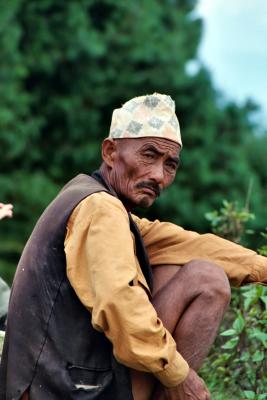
[101,138,117,167]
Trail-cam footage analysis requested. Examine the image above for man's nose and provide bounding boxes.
[151,163,164,184]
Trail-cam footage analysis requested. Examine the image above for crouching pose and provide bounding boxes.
[1,94,266,400]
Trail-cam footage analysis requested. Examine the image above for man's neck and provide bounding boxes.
[98,164,110,184]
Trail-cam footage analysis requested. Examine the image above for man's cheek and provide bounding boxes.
[125,167,137,180]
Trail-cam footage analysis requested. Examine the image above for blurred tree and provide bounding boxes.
[0,0,266,282]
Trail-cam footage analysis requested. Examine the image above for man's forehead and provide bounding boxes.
[116,137,181,156]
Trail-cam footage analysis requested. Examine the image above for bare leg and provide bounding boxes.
[131,260,231,400]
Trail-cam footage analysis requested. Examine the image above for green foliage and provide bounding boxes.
[205,199,255,244]
[0,0,203,280]
[201,285,267,399]
[1,0,267,282]
[201,200,267,399]
[258,229,267,257]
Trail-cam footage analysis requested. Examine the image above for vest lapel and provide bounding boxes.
[128,213,153,292]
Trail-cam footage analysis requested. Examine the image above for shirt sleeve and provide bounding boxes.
[132,215,267,287]
[64,192,189,387]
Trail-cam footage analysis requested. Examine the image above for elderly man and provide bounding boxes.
[0,94,266,400]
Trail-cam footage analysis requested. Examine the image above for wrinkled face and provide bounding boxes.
[105,137,181,209]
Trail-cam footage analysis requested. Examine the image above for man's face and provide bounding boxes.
[108,137,181,209]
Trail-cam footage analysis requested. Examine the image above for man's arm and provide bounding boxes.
[133,215,267,286]
[64,192,189,388]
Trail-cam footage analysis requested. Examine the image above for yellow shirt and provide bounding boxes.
[64,191,267,387]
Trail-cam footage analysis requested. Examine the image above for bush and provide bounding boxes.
[201,200,267,399]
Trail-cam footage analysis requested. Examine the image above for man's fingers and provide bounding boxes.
[0,204,14,220]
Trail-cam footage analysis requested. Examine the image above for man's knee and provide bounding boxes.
[182,259,231,306]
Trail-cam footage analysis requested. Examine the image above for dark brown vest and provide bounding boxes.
[0,173,152,400]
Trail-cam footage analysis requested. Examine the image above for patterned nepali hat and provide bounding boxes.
[108,93,182,146]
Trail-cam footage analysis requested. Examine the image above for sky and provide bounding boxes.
[195,0,267,126]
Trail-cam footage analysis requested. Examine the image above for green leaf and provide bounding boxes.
[244,298,252,310]
[260,295,267,310]
[240,351,250,361]
[243,390,256,399]
[220,329,236,336]
[252,350,264,362]
[249,329,267,347]
[221,336,239,349]
[233,314,245,334]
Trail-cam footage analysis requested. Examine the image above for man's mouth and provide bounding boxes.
[136,182,161,197]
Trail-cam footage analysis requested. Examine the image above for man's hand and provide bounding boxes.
[164,368,210,400]
[0,203,13,220]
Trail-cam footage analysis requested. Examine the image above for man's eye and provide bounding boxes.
[165,162,177,172]
[144,153,155,159]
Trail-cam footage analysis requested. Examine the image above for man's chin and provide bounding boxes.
[137,195,155,209]
[120,194,156,210]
